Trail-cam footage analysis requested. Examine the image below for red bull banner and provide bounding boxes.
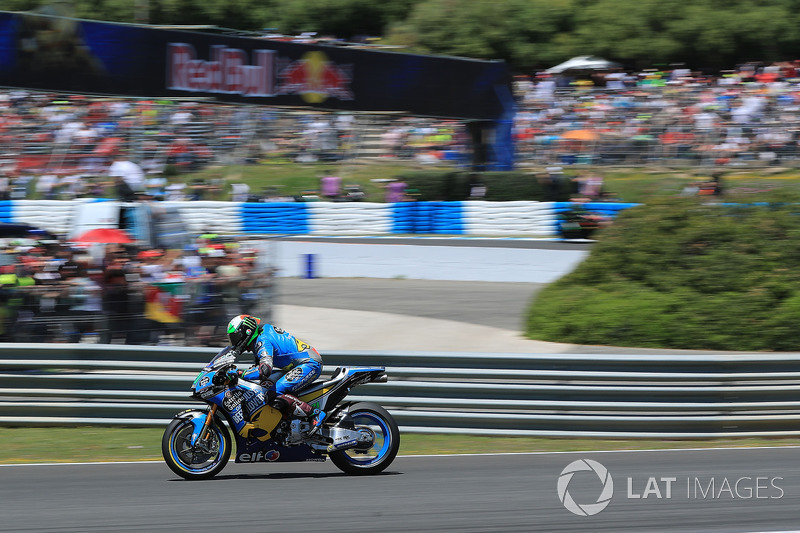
[0,11,510,121]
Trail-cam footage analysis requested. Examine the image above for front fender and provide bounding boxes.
[173,409,213,446]
[173,409,221,446]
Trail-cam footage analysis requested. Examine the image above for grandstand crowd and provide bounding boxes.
[513,61,800,167]
[0,61,799,344]
[0,231,273,346]
[1,60,800,204]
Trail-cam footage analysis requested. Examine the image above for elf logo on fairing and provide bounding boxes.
[167,43,276,96]
[238,450,281,462]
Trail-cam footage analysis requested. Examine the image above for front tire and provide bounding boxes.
[329,402,400,475]
[162,415,231,480]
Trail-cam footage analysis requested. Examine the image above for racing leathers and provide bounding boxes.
[240,323,324,430]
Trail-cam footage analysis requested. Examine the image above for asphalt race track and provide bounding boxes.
[2,447,799,532]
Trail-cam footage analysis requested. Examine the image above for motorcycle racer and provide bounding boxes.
[226,314,325,435]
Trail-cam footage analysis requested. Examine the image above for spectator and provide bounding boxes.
[112,174,137,202]
[108,153,145,194]
[385,180,407,203]
[320,174,341,200]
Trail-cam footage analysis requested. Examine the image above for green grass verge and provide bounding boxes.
[159,162,800,204]
[1,427,798,464]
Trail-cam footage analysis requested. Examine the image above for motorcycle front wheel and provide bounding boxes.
[162,415,231,480]
[329,402,400,475]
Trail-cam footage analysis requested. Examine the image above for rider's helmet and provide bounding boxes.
[227,314,261,351]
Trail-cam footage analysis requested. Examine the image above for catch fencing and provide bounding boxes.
[2,344,800,438]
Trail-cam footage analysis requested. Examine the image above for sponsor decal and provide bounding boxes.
[198,387,217,399]
[246,397,264,413]
[242,389,265,415]
[238,450,281,462]
[276,51,353,103]
[243,389,264,402]
[223,390,244,410]
[327,439,358,452]
[284,367,304,382]
[231,407,244,424]
[198,376,210,387]
[272,326,285,335]
[167,43,276,96]
[295,339,311,352]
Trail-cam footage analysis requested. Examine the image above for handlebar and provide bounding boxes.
[212,364,239,386]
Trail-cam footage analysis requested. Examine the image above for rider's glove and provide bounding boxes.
[226,368,241,384]
[213,367,240,386]
[258,361,273,381]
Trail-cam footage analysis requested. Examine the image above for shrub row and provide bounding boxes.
[526,196,800,351]
[395,170,576,202]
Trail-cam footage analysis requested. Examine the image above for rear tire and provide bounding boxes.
[329,402,400,475]
[162,415,231,480]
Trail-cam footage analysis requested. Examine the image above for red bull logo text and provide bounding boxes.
[167,45,353,103]
[167,43,276,96]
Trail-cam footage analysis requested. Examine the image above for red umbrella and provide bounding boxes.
[74,227,134,244]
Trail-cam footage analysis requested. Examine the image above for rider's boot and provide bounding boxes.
[306,409,326,437]
[271,393,313,418]
[271,394,326,436]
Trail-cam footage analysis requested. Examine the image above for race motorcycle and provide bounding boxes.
[162,347,400,480]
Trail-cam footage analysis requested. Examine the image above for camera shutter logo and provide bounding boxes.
[557,459,614,516]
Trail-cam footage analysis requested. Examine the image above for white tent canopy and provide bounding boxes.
[545,56,622,74]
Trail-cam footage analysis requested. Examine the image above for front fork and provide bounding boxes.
[190,404,218,447]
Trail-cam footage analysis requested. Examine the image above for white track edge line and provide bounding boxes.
[4,444,800,466]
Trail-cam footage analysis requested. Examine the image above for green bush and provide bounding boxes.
[526,195,800,351]
[395,170,469,201]
[395,170,574,202]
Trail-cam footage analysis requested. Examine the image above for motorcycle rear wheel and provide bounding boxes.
[162,416,231,480]
[329,402,400,475]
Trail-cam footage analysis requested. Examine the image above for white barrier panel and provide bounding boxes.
[13,200,77,234]
[307,202,392,235]
[166,201,242,234]
[462,201,558,236]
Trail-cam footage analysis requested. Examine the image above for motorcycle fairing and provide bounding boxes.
[216,379,284,441]
[234,438,324,463]
[298,366,387,413]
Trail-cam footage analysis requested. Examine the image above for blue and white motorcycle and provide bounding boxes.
[162,347,400,480]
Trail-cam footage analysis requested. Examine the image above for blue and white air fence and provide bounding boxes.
[1,199,636,238]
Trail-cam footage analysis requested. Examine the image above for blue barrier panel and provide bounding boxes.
[430,201,464,234]
[240,202,309,234]
[553,202,639,216]
[392,201,465,234]
[0,201,13,223]
[391,202,418,234]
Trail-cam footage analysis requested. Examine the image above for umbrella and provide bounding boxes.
[74,227,134,244]
[561,129,599,141]
[545,56,622,75]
